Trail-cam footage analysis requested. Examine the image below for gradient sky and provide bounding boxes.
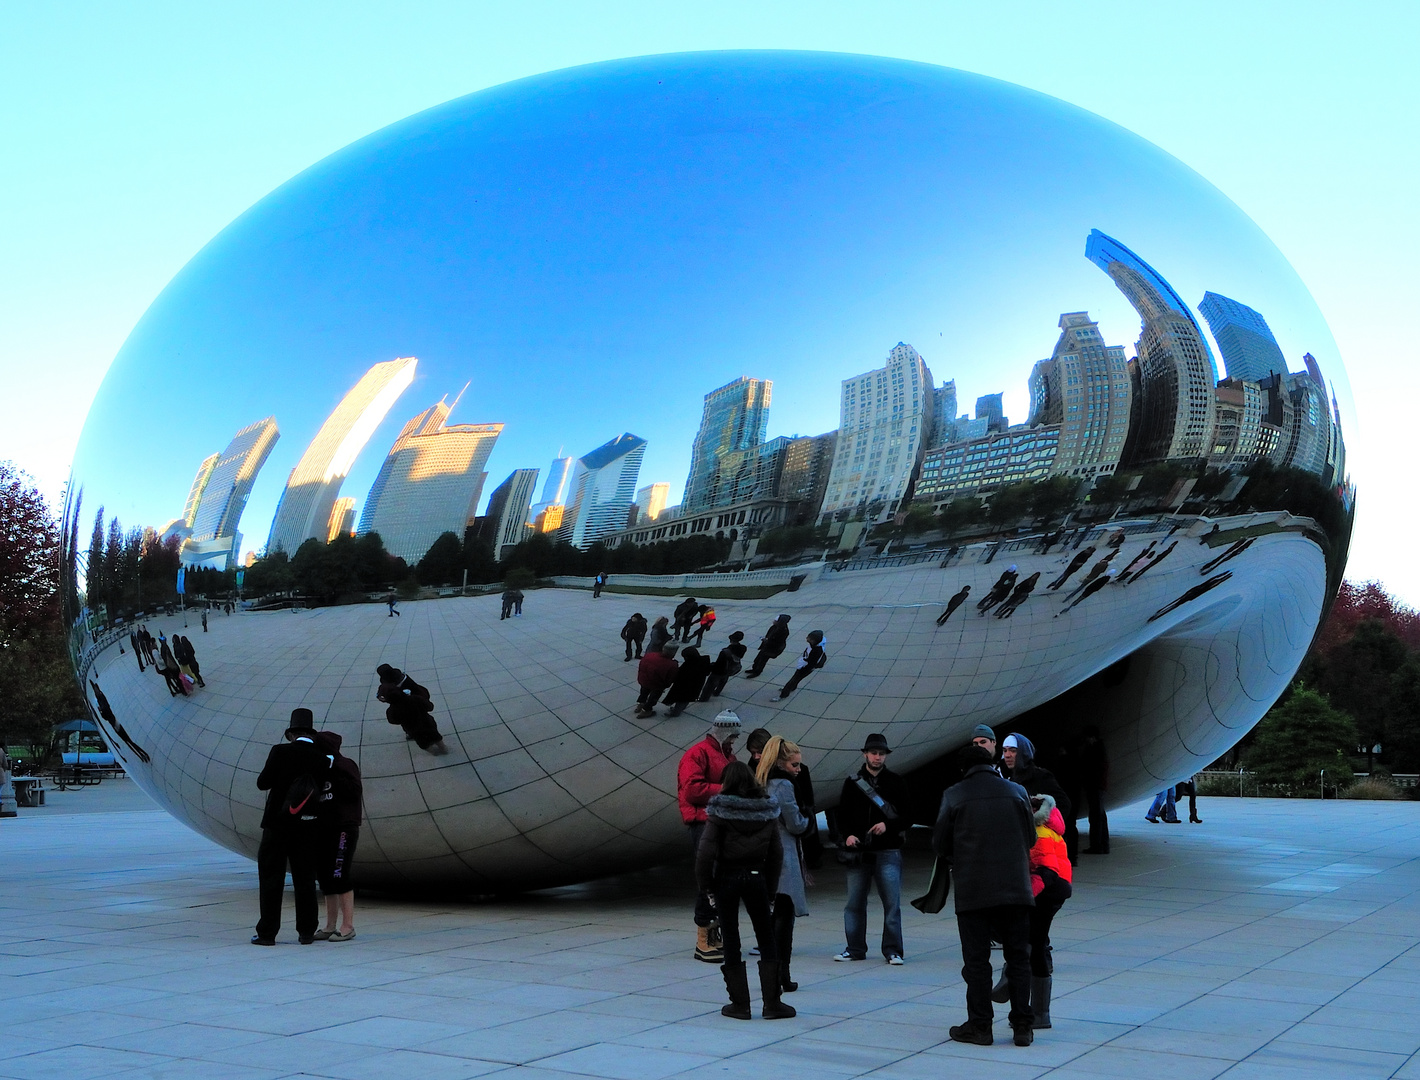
[1,3,1415,597]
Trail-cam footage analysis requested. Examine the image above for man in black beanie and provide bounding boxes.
[253,708,330,945]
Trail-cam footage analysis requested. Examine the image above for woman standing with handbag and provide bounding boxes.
[755,737,811,993]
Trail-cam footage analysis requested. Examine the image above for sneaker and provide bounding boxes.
[886,954,904,966]
[833,950,864,962]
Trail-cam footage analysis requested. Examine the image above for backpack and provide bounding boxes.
[283,773,319,819]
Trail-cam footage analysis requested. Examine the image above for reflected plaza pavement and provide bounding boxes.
[3,782,1418,1079]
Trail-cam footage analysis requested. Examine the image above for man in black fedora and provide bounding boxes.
[834,733,911,965]
[252,709,331,945]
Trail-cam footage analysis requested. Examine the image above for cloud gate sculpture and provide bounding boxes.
[63,52,1354,891]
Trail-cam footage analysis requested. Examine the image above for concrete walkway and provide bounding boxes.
[2,781,1418,1079]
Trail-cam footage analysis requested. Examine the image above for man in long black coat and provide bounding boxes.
[253,709,330,945]
[743,614,791,678]
[934,744,1038,1047]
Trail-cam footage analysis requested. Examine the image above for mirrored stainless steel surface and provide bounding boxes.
[63,52,1354,890]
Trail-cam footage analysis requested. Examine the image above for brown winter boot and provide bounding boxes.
[720,962,751,1019]
[758,961,797,1019]
[695,922,723,963]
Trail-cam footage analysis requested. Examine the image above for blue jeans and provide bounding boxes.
[843,849,903,959]
[1147,788,1177,821]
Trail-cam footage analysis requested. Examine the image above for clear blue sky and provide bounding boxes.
[1,2,1415,598]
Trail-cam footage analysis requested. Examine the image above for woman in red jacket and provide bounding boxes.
[1026,793,1072,1029]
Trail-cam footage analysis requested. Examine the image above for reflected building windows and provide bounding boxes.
[557,433,647,549]
[1086,231,1219,464]
[357,394,503,563]
[177,417,280,569]
[682,377,771,515]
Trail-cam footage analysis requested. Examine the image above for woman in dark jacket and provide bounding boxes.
[696,762,795,1020]
[646,616,672,656]
[313,731,363,941]
[663,647,711,717]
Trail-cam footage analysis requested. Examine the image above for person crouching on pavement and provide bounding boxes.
[695,761,796,1020]
[933,743,1038,1047]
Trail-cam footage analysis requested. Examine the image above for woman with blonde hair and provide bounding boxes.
[755,735,812,993]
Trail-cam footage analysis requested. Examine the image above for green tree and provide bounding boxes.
[0,463,86,745]
[1245,686,1357,793]
[416,531,465,585]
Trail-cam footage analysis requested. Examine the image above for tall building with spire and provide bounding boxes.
[818,343,935,525]
[357,393,502,563]
[1199,292,1287,383]
[529,454,576,524]
[1086,231,1217,463]
[267,357,417,554]
[179,417,281,569]
[483,468,540,559]
[559,433,647,549]
[682,377,771,515]
[1029,312,1133,480]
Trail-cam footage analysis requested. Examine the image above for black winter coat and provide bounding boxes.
[695,793,783,894]
[1011,763,1072,824]
[664,652,711,704]
[933,764,1036,912]
[837,765,911,851]
[257,738,331,831]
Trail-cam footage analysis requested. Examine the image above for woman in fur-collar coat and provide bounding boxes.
[695,762,796,1021]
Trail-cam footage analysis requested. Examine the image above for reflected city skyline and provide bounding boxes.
[58,52,1356,890]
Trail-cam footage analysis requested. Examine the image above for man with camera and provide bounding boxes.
[834,733,910,965]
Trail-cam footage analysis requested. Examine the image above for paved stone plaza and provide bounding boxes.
[2,781,1418,1079]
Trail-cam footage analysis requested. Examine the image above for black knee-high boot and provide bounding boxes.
[773,897,797,992]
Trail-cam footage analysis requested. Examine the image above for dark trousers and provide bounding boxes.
[936,598,965,625]
[1085,786,1109,852]
[256,826,319,940]
[637,685,665,710]
[699,671,731,701]
[773,893,796,968]
[624,637,643,660]
[714,868,777,965]
[689,823,715,927]
[957,904,1032,1027]
[1029,887,1067,976]
[745,648,781,677]
[779,667,812,696]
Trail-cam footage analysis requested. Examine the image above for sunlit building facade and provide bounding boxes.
[357,397,503,563]
[1028,312,1133,480]
[267,357,417,554]
[819,343,935,525]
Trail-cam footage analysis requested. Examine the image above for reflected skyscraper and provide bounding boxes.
[179,417,280,569]
[559,433,647,549]
[682,377,771,514]
[357,396,503,563]
[819,343,934,525]
[1029,312,1133,480]
[975,392,1006,433]
[1199,291,1287,384]
[633,483,670,524]
[484,468,540,559]
[1086,231,1218,463]
[326,497,356,542]
[929,380,958,449]
[267,357,417,554]
[529,454,575,524]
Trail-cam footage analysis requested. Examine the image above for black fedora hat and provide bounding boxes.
[861,733,892,754]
